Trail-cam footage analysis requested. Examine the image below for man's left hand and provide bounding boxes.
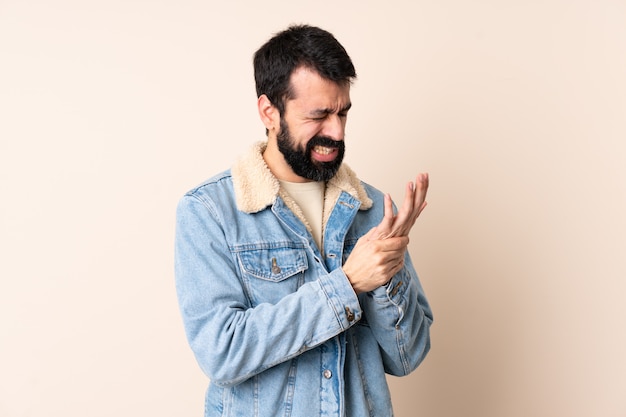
[371,173,429,240]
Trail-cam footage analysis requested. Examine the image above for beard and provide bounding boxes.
[276,119,345,182]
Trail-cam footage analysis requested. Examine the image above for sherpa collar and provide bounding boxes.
[231,141,373,228]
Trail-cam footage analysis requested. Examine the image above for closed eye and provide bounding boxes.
[309,103,351,120]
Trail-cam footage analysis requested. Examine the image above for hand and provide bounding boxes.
[342,173,429,294]
[342,229,409,294]
[371,173,429,240]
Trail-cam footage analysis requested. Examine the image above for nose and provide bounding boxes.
[321,114,345,141]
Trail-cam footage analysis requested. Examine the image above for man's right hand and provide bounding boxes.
[342,229,409,294]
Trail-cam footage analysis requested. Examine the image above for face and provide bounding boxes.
[276,118,345,182]
[274,67,352,182]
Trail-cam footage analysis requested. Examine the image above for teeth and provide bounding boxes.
[314,146,334,155]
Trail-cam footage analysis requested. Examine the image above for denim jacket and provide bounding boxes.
[175,141,433,417]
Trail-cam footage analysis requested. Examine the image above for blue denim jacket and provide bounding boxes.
[175,142,433,417]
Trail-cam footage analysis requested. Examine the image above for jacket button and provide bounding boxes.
[271,257,281,274]
[323,369,332,379]
[345,306,355,322]
[390,280,403,296]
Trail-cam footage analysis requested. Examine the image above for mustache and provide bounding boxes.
[306,136,345,152]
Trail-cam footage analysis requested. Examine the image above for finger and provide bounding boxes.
[411,173,429,219]
[384,250,406,275]
[389,174,428,236]
[416,201,428,217]
[413,173,428,208]
[375,193,395,239]
[385,181,415,237]
[378,236,409,252]
[391,258,405,276]
[399,180,415,218]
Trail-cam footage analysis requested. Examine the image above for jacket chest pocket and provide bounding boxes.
[237,246,308,306]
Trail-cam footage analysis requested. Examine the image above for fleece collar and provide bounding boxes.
[231,141,373,229]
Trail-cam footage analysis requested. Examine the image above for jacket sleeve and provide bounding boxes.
[359,250,433,376]
[174,194,361,387]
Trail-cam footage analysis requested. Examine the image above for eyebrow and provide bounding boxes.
[309,102,352,117]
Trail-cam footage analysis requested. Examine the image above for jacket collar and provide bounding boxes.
[231,141,373,216]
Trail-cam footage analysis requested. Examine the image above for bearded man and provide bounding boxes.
[175,24,433,417]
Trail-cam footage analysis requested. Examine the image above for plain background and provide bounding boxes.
[1,1,625,416]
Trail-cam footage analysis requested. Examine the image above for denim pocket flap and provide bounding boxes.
[238,247,308,282]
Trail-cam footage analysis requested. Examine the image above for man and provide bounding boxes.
[175,24,433,417]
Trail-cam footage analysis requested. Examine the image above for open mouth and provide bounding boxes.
[311,145,339,162]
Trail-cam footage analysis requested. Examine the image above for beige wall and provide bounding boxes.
[1,1,625,416]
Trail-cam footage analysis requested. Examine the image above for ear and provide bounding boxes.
[257,94,280,133]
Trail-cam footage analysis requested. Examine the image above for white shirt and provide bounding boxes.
[279,180,326,249]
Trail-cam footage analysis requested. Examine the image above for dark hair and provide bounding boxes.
[253,24,357,116]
